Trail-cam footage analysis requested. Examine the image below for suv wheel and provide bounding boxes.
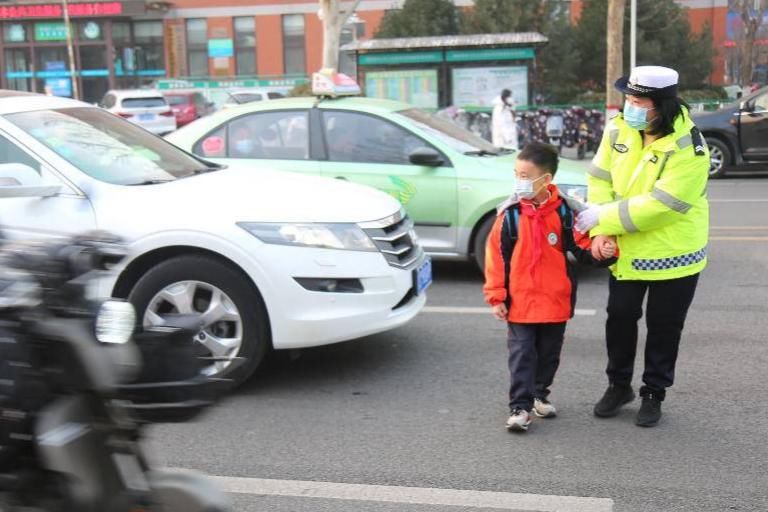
[128,255,270,388]
[707,138,730,179]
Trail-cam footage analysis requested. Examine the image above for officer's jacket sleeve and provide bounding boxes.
[483,214,508,306]
[596,147,708,236]
[587,122,617,206]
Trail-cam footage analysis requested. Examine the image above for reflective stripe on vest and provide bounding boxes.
[631,246,707,271]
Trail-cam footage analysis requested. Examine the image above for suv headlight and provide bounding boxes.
[238,223,377,252]
[95,300,136,344]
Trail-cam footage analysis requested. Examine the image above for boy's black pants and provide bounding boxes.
[507,322,566,412]
[605,273,699,400]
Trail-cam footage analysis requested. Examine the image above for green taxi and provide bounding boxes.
[166,96,587,268]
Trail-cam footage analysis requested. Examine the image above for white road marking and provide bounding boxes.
[207,475,614,512]
[710,226,768,230]
[710,236,768,241]
[423,306,597,316]
[709,198,768,203]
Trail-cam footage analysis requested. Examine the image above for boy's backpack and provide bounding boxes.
[503,201,575,248]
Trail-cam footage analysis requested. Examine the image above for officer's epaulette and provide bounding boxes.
[690,127,706,156]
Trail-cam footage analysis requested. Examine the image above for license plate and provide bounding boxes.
[414,257,432,295]
[138,113,155,121]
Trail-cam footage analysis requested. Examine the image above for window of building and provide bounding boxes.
[186,18,208,77]
[234,16,256,76]
[282,14,305,76]
[134,21,165,77]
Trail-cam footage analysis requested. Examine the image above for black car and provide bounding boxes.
[692,86,768,178]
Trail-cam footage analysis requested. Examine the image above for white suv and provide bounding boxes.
[100,89,177,135]
[0,91,430,386]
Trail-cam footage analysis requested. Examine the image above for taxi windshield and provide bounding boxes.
[396,108,502,155]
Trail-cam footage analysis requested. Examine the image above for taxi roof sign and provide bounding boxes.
[312,69,361,98]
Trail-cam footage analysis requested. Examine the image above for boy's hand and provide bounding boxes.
[491,304,508,321]
[600,237,617,259]
[591,235,616,260]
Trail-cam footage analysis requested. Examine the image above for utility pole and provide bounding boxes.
[630,0,636,71]
[606,0,626,116]
[62,0,80,100]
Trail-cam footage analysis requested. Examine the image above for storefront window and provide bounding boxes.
[282,14,305,76]
[186,18,208,78]
[4,48,32,92]
[35,47,72,98]
[134,20,165,78]
[234,16,256,76]
[3,23,28,44]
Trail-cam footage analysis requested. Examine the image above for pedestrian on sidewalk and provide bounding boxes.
[492,89,518,150]
[575,66,709,427]
[483,142,616,433]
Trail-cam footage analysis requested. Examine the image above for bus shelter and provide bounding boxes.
[341,32,547,111]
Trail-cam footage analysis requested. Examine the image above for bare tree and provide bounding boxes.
[606,0,626,109]
[733,0,767,86]
[319,0,363,70]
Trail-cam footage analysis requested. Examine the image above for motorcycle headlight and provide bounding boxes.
[95,300,136,344]
[237,222,377,252]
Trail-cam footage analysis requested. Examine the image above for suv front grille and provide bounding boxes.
[360,211,422,269]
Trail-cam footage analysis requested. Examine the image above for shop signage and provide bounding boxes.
[83,21,100,39]
[0,2,144,20]
[358,51,444,66]
[445,48,535,62]
[156,77,308,90]
[35,22,67,41]
[208,39,234,58]
[7,23,26,42]
[44,78,72,97]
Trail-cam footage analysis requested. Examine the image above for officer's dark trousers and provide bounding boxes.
[605,273,699,400]
[507,322,566,412]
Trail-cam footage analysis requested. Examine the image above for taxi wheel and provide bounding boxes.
[473,215,496,272]
[128,255,270,388]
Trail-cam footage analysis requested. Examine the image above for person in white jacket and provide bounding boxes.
[492,89,518,150]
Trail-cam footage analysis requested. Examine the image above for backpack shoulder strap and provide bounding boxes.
[504,204,521,241]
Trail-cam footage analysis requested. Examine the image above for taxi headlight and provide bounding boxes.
[95,300,136,344]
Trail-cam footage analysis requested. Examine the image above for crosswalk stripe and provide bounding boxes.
[205,475,614,512]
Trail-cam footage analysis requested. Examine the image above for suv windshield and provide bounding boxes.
[396,108,500,155]
[7,107,212,185]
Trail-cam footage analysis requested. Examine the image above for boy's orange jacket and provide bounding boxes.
[483,185,615,324]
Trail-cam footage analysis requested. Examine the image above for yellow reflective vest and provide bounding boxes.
[587,107,709,281]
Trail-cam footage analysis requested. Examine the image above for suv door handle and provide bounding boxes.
[335,176,348,180]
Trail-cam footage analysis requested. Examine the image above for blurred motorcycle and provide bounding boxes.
[0,233,232,512]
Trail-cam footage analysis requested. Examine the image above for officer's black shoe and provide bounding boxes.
[635,394,662,427]
[593,384,635,418]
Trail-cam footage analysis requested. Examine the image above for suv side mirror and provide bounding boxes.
[409,147,444,167]
[0,164,61,199]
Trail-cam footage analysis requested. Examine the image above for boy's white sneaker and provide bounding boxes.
[506,409,532,432]
[533,398,557,418]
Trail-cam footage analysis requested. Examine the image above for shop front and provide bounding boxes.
[342,33,547,110]
[0,0,165,104]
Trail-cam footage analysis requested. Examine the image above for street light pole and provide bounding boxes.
[630,0,637,71]
[61,0,80,100]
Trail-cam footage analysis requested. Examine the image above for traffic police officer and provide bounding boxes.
[576,66,709,427]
